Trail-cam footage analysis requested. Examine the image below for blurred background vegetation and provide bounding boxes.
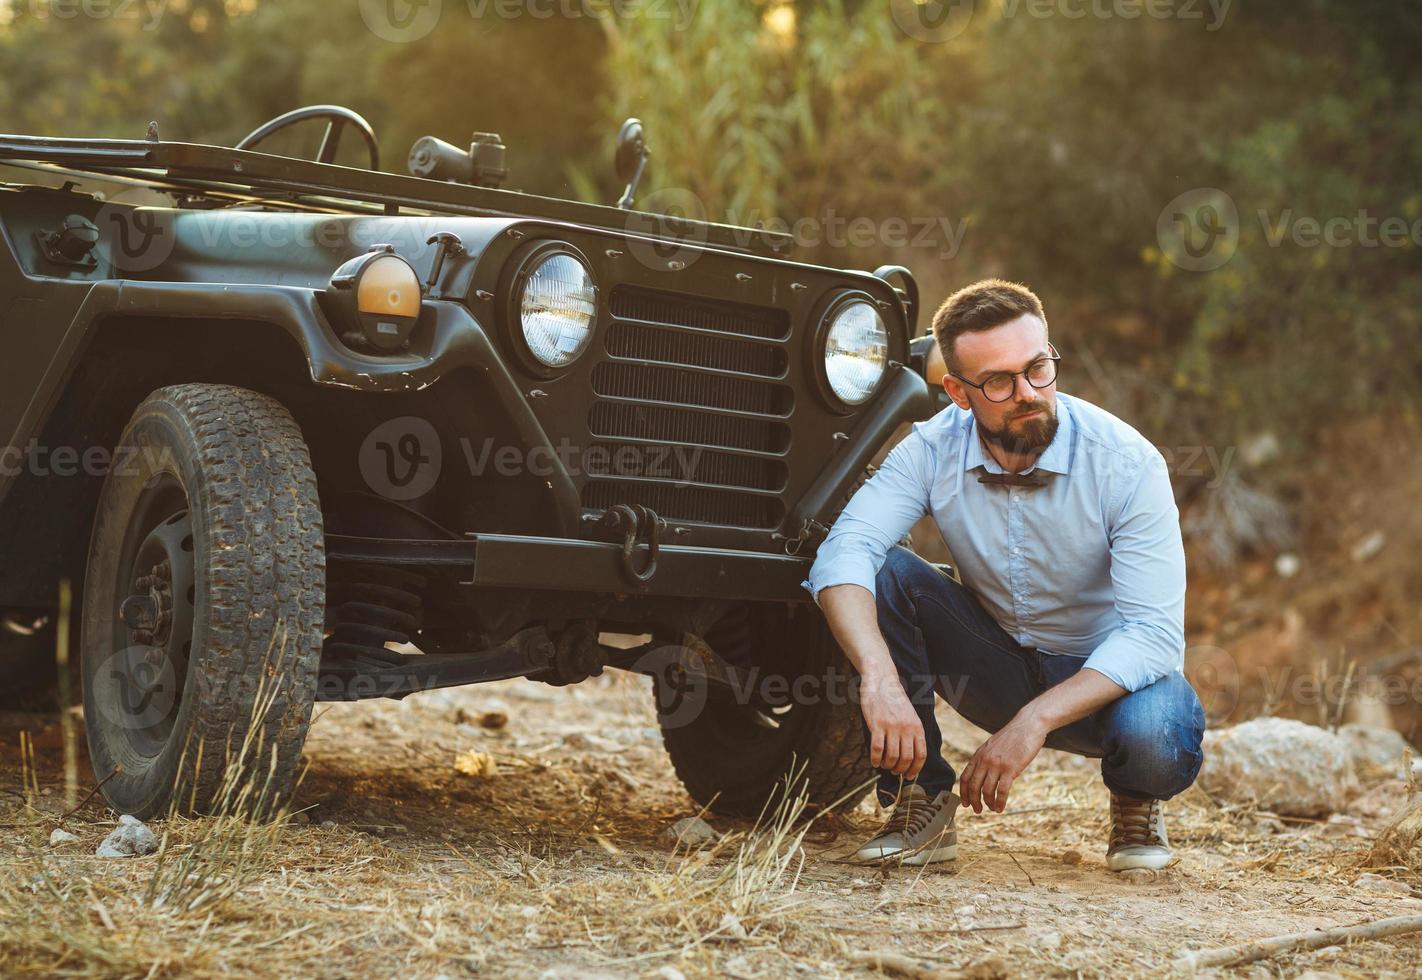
[2,0,1420,712]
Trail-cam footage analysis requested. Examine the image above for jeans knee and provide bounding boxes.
[1101,674,1206,800]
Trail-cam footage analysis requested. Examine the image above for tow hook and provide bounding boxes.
[598,504,663,584]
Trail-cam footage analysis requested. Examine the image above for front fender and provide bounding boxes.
[8,281,581,534]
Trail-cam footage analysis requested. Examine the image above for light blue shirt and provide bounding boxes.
[804,392,1185,693]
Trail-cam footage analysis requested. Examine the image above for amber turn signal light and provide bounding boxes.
[327,245,422,351]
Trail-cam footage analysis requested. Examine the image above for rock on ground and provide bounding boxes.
[1338,723,1416,779]
[96,815,158,858]
[663,816,719,848]
[47,827,78,846]
[1199,717,1358,816]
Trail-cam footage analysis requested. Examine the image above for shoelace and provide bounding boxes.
[1110,795,1164,848]
[889,795,939,839]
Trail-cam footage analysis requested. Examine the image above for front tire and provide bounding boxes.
[657,603,873,818]
[81,385,324,818]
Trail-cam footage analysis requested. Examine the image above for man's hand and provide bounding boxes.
[860,674,927,778]
[958,713,1048,813]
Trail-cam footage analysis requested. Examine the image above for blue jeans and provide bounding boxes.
[871,546,1205,806]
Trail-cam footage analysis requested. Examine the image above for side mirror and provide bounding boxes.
[614,118,649,210]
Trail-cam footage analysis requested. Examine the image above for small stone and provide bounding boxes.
[1351,780,1409,821]
[48,828,79,846]
[1355,873,1412,897]
[656,968,686,980]
[1350,530,1386,563]
[719,911,747,940]
[95,815,157,858]
[953,904,978,918]
[1240,432,1280,467]
[1313,945,1345,961]
[1060,849,1083,865]
[454,750,498,778]
[1338,724,1416,780]
[1321,813,1364,838]
[479,710,509,730]
[564,732,623,752]
[1274,553,1301,578]
[1118,868,1158,885]
[664,816,719,848]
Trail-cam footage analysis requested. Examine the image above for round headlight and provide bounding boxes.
[823,299,889,405]
[518,250,598,368]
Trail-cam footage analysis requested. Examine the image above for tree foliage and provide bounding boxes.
[2,0,1417,465]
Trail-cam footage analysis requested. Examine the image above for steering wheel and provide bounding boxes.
[236,105,380,171]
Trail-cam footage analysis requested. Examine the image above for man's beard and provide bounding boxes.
[977,400,1060,457]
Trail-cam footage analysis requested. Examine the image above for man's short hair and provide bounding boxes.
[931,279,1047,371]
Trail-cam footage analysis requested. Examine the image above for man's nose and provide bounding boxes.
[1011,373,1037,402]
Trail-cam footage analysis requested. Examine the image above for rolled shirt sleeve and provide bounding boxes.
[1081,451,1187,693]
[802,427,936,605]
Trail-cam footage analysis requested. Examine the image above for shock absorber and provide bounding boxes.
[324,563,427,666]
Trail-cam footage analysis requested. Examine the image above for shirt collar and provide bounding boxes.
[962,395,1074,477]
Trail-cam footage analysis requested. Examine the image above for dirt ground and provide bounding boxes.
[3,661,1420,979]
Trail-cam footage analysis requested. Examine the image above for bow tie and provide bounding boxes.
[978,471,1046,488]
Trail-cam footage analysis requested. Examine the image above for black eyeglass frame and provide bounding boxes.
[949,343,1062,403]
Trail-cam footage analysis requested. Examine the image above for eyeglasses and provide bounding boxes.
[951,344,1061,403]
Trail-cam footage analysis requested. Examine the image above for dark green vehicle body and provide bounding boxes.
[0,121,937,815]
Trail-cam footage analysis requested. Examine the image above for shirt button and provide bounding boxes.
[1011,547,1021,556]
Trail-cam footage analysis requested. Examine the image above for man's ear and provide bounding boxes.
[926,338,971,410]
[943,373,972,411]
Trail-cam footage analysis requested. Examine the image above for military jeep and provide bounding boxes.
[0,106,936,818]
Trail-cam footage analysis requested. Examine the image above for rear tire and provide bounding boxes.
[81,384,324,818]
[656,603,872,818]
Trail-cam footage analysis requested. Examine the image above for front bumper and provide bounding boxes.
[326,531,812,603]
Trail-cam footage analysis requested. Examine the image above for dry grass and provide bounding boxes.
[4,671,1422,978]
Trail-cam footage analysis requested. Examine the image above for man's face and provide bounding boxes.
[942,314,1059,456]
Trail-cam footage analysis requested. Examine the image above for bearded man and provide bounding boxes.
[805,278,1205,872]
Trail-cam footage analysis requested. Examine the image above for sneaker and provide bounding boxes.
[1107,793,1172,872]
[854,784,959,866]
